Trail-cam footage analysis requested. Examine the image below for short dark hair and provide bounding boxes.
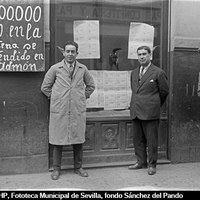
[137,46,151,54]
[64,41,79,52]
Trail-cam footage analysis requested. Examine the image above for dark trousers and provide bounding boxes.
[132,118,159,167]
[52,143,83,170]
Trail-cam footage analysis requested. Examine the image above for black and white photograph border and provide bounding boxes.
[0,0,200,193]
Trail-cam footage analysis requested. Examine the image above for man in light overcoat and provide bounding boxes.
[41,41,95,180]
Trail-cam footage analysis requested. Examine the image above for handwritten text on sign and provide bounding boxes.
[0,0,44,72]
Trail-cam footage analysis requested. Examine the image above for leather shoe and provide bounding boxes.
[74,168,88,177]
[128,163,147,170]
[148,166,156,175]
[51,170,60,180]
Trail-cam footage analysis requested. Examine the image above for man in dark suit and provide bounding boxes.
[129,45,169,175]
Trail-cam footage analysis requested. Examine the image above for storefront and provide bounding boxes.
[1,0,200,175]
[49,0,169,169]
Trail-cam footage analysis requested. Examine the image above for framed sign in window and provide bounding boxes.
[0,0,45,72]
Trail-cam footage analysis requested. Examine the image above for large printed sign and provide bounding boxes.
[0,0,45,72]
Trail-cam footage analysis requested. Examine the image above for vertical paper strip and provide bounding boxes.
[128,23,154,59]
[74,20,100,59]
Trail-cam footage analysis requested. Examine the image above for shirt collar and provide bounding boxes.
[141,62,151,68]
[64,60,75,68]
[141,62,151,70]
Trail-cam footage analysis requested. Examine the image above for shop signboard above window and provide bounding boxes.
[0,0,45,72]
[56,0,161,23]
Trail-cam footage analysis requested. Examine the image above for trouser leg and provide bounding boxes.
[132,118,147,166]
[73,143,83,169]
[145,119,159,167]
[52,145,63,170]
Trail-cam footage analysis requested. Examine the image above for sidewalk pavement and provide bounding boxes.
[0,162,200,191]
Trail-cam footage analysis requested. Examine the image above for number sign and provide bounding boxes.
[0,0,45,72]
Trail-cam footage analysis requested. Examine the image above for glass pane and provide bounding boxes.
[55,0,162,70]
[55,0,163,112]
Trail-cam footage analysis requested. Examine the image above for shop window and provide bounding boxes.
[54,0,163,114]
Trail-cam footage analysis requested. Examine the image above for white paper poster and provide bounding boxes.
[74,20,100,59]
[128,23,154,59]
[103,71,129,110]
[86,70,131,110]
[86,70,104,108]
[86,71,98,108]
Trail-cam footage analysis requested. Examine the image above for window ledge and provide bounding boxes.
[86,110,131,121]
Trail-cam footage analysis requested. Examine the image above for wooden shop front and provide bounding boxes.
[1,0,200,175]
[49,0,169,169]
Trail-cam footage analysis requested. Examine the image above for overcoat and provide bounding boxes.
[130,63,169,120]
[41,59,95,145]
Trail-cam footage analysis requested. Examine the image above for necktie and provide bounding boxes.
[69,65,74,79]
[139,66,144,80]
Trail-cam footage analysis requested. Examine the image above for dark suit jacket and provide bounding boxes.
[130,64,169,120]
